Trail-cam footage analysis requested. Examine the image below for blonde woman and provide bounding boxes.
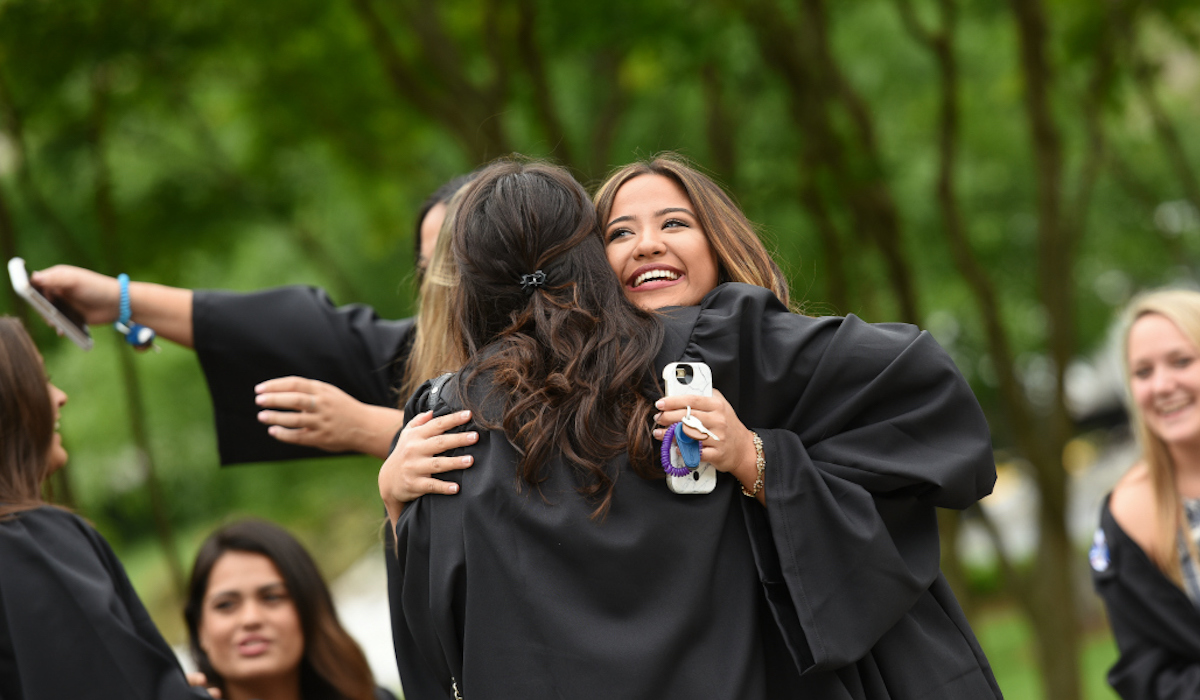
[1094,289,1200,699]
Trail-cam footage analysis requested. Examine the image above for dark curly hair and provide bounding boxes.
[451,159,665,518]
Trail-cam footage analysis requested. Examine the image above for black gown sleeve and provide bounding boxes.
[0,508,209,700]
[677,284,997,672]
[192,287,414,465]
[1093,497,1200,700]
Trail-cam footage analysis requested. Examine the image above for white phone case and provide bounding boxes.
[662,362,717,494]
[8,258,93,350]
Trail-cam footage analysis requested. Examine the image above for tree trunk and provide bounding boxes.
[88,65,186,599]
[741,0,920,324]
[1007,0,1082,697]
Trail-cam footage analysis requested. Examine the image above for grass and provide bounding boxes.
[977,606,1121,700]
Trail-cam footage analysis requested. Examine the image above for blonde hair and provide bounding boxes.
[1123,288,1200,585]
[593,153,793,309]
[400,191,468,401]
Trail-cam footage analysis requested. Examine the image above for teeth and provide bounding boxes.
[1157,398,1191,414]
[634,269,680,287]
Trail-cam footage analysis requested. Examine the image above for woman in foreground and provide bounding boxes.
[0,317,210,699]
[385,159,1001,699]
[1093,289,1200,698]
[185,519,395,700]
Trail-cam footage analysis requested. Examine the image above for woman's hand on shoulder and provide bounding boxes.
[1110,462,1163,561]
[653,389,761,498]
[256,377,402,459]
[379,409,478,526]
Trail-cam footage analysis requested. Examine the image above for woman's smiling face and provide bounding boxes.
[199,551,304,691]
[1128,312,1200,449]
[604,174,720,310]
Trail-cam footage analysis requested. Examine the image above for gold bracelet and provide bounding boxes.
[741,432,765,498]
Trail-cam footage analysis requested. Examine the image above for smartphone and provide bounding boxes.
[662,361,717,495]
[8,258,93,350]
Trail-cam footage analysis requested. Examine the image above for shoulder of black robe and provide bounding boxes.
[193,286,415,465]
[1093,495,1200,700]
[0,507,209,700]
[662,283,1000,697]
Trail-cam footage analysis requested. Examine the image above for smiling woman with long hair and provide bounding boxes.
[0,317,211,700]
[1093,289,1200,698]
[185,519,394,700]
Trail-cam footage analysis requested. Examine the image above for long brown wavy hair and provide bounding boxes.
[184,519,377,700]
[594,152,793,309]
[0,318,55,520]
[452,159,664,518]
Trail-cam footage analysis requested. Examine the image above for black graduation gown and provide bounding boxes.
[0,507,209,700]
[1092,495,1200,699]
[192,287,414,466]
[391,283,1001,699]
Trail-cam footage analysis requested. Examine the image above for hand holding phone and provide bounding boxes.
[9,258,93,350]
[661,362,717,495]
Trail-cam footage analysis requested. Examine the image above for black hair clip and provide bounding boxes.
[519,270,547,295]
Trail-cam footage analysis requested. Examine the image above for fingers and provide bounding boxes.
[426,430,479,455]
[30,265,121,324]
[258,409,311,429]
[186,673,223,697]
[655,394,720,413]
[266,425,320,446]
[403,409,473,439]
[413,476,462,496]
[379,439,466,514]
[256,390,315,412]
[653,422,709,442]
[28,265,74,294]
[655,406,723,431]
[428,454,474,473]
[405,410,435,429]
[255,376,316,394]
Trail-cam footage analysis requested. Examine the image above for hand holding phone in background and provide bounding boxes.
[8,258,93,350]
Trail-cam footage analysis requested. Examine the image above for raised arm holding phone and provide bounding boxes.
[24,174,477,464]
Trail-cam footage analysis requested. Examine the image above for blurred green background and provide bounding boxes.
[5,0,1200,697]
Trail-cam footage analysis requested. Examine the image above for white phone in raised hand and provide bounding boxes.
[8,258,93,350]
[662,361,717,494]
